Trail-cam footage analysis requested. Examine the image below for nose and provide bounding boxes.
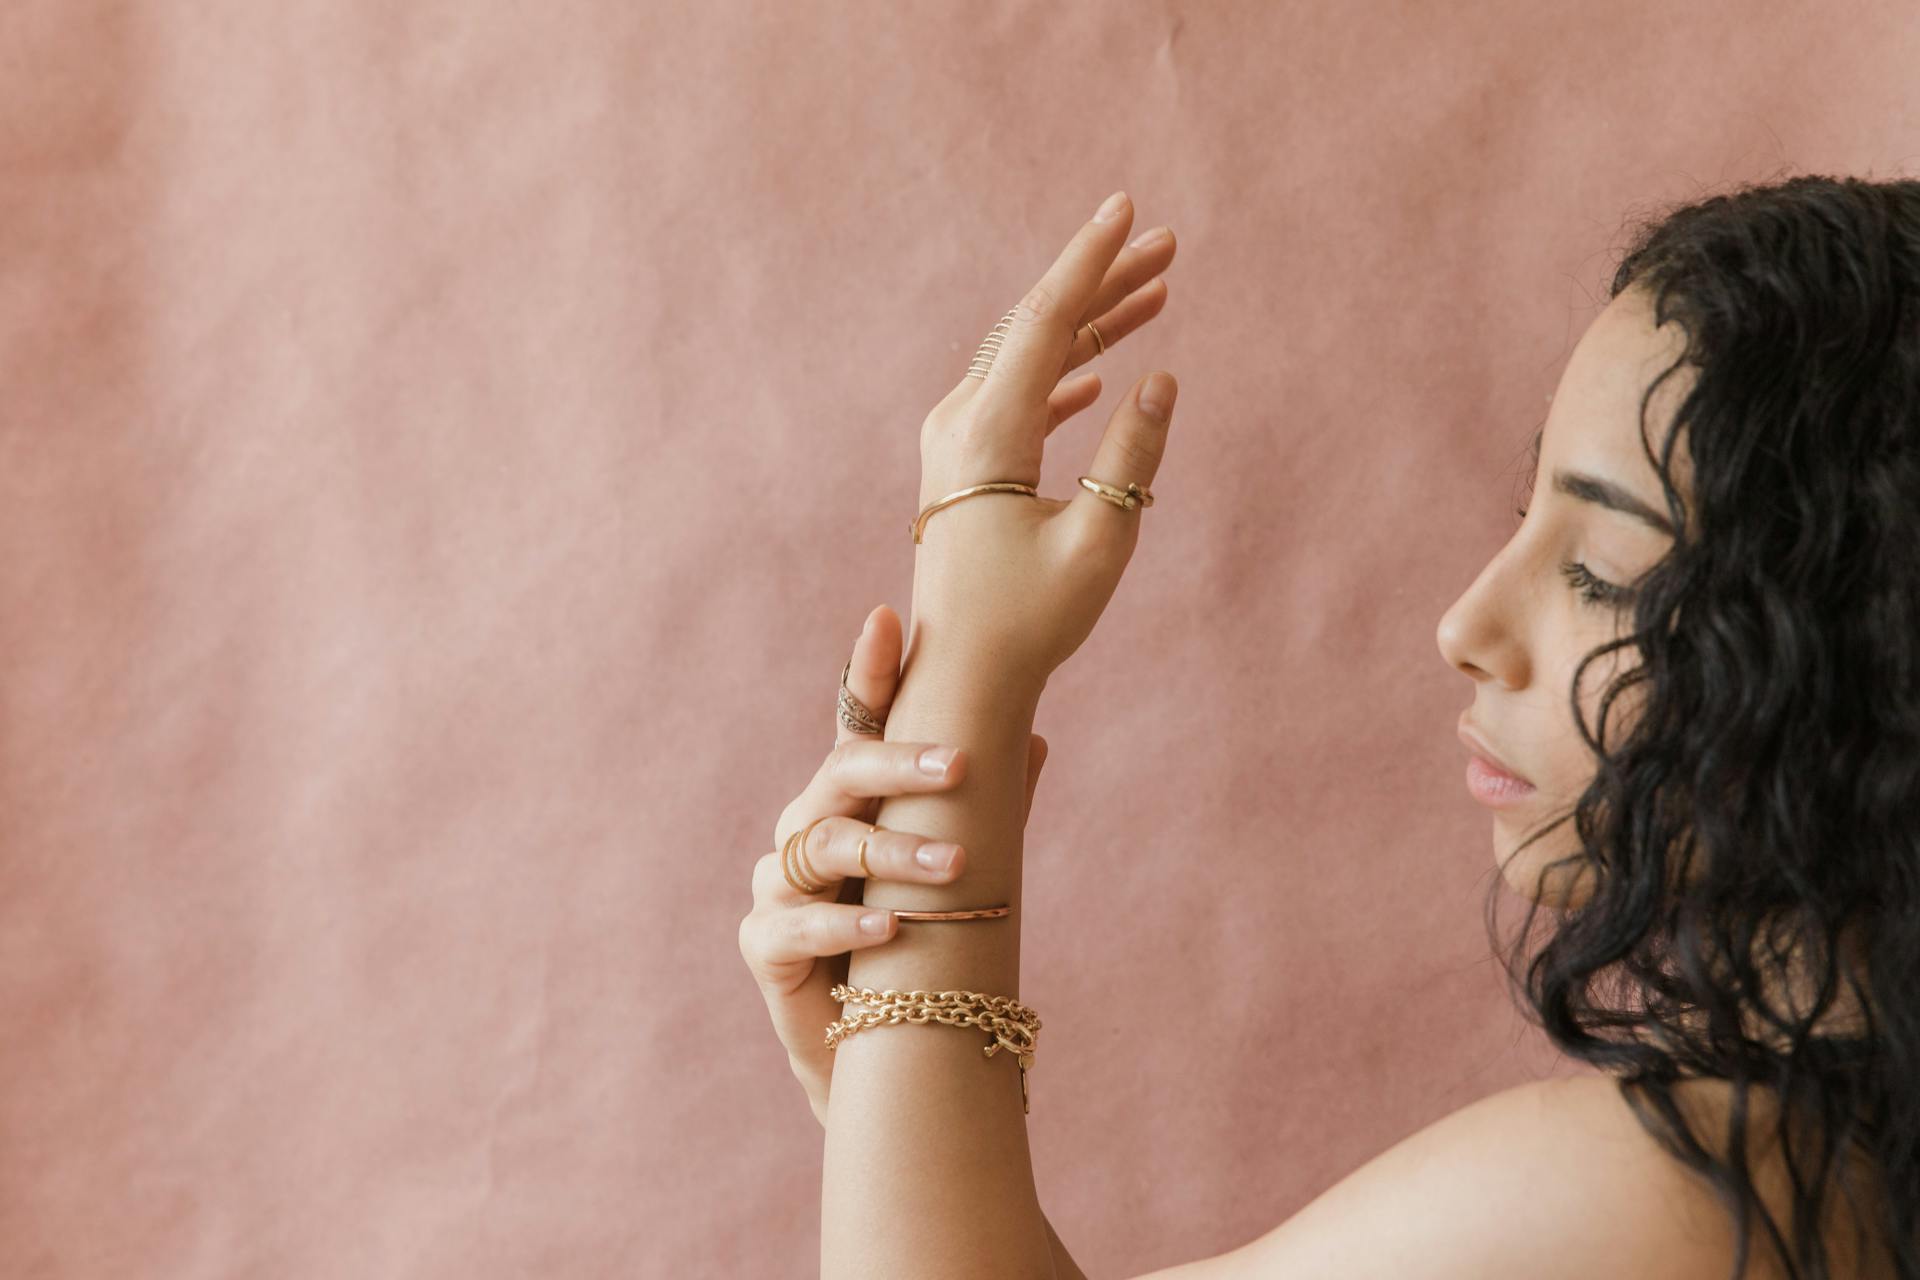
[1435,546,1530,690]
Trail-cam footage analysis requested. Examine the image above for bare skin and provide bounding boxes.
[740,207,1889,1276]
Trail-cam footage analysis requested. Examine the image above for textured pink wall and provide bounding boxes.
[1,2,1915,1276]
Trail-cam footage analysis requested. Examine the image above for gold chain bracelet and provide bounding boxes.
[826,983,1042,1114]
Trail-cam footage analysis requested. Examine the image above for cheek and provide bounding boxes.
[1561,630,1647,762]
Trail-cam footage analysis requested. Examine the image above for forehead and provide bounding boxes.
[1541,285,1694,495]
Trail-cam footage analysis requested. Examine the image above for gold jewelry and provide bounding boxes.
[891,905,1010,921]
[965,306,1019,380]
[781,826,826,894]
[781,814,839,895]
[1081,320,1106,356]
[838,659,886,736]
[909,481,1039,544]
[827,983,1041,1113]
[856,824,876,877]
[1077,475,1154,511]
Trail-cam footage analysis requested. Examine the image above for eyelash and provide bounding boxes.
[1514,505,1632,608]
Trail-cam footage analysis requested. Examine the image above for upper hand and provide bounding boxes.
[908,191,1180,685]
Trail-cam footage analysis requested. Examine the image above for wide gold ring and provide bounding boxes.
[1077,475,1155,511]
[838,658,886,736]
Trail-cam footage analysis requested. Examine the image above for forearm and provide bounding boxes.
[817,1110,1083,1277]
[819,646,1053,1278]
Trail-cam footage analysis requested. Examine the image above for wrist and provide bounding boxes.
[897,639,1046,718]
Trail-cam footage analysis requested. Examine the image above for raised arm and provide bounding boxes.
[816,190,1180,1279]
[738,596,1084,1277]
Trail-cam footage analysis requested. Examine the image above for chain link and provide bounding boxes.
[825,983,1042,1113]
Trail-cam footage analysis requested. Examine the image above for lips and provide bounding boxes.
[1457,718,1532,785]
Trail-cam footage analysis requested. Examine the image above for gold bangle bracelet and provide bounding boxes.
[909,481,1038,544]
[890,905,1010,921]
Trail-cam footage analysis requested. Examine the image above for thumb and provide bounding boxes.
[1021,733,1049,824]
[1066,371,1173,544]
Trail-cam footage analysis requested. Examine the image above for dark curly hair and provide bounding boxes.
[1489,173,1920,1279]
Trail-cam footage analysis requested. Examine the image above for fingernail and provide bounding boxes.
[916,843,961,872]
[918,746,958,777]
[1139,372,1175,419]
[1094,190,1128,221]
[1129,226,1167,248]
[860,910,892,935]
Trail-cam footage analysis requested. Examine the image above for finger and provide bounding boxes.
[803,735,966,808]
[1043,371,1102,439]
[1061,274,1170,380]
[737,894,899,1058]
[1066,371,1177,545]
[775,735,967,867]
[975,190,1138,412]
[935,220,1171,414]
[837,604,903,749]
[1021,733,1048,825]
[756,816,965,908]
[751,898,906,967]
[1084,226,1174,332]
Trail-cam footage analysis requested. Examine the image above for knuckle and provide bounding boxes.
[1016,281,1059,324]
[822,741,854,784]
[798,907,836,954]
[1114,431,1163,474]
[751,851,784,900]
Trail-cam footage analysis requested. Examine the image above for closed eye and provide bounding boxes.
[1517,506,1634,608]
[1560,560,1631,608]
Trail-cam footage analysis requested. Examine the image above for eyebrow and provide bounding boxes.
[1552,468,1674,536]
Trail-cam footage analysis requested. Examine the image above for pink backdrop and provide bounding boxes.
[2,2,1915,1275]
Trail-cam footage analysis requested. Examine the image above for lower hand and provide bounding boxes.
[737,603,1047,1128]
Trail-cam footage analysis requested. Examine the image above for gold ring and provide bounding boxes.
[1082,321,1106,356]
[1077,475,1155,511]
[965,306,1020,380]
[781,828,825,894]
[839,658,886,736]
[783,815,839,895]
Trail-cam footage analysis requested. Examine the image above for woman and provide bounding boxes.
[737,175,1916,1278]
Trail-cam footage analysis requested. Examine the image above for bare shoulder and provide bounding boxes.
[1125,1075,1758,1280]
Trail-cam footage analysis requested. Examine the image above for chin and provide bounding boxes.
[1495,822,1598,910]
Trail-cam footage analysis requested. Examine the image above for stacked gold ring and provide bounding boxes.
[781,815,838,894]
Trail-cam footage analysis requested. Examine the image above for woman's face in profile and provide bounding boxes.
[1435,285,1691,908]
